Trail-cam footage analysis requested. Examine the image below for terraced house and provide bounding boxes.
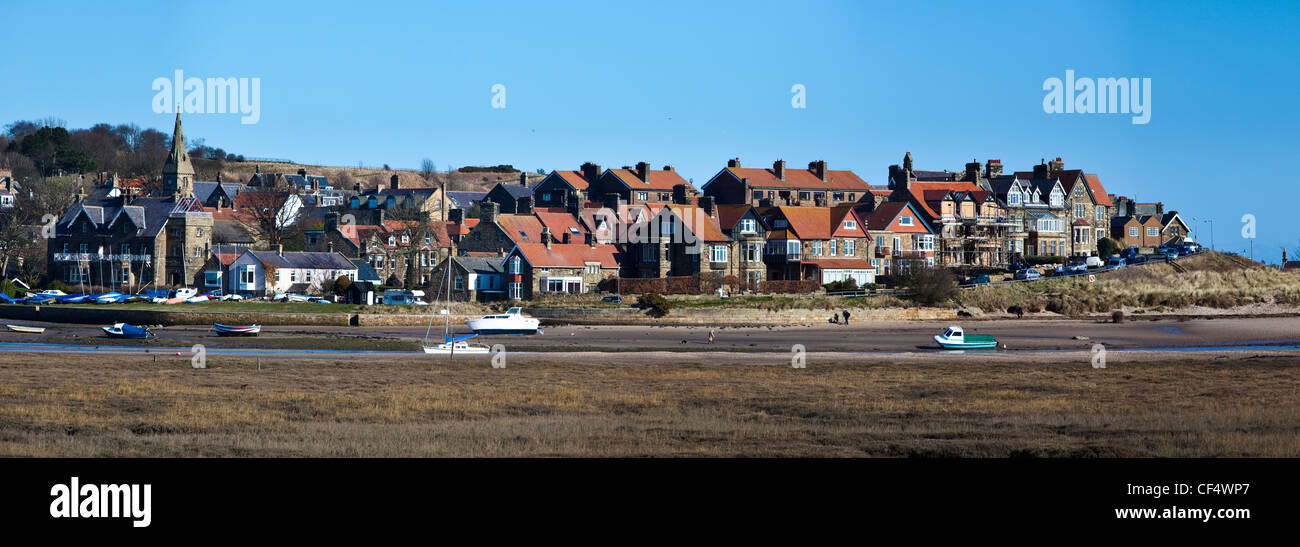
[621,200,730,279]
[757,206,874,285]
[585,162,691,205]
[47,113,213,288]
[502,239,621,300]
[1011,158,1112,256]
[532,162,603,207]
[984,168,1067,258]
[858,201,935,275]
[701,159,873,208]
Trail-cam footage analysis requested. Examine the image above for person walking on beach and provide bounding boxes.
[842,310,850,325]
[708,329,716,344]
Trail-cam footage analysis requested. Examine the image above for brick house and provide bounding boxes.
[503,240,621,300]
[756,206,874,284]
[1161,212,1191,245]
[701,158,873,208]
[457,202,550,256]
[858,201,935,275]
[1111,214,1164,250]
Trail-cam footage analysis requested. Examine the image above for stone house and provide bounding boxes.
[701,158,873,208]
[1012,158,1112,256]
[714,204,768,285]
[47,113,213,289]
[348,174,445,222]
[888,153,1012,267]
[503,240,621,300]
[532,163,602,207]
[483,173,537,214]
[303,212,451,287]
[586,162,691,205]
[1025,211,1068,257]
[457,202,550,256]
[859,201,935,275]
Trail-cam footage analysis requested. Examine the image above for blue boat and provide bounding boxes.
[102,323,152,339]
[57,293,87,304]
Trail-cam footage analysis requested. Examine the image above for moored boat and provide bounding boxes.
[102,323,152,339]
[213,323,261,336]
[933,325,998,349]
[466,307,541,335]
[5,324,45,334]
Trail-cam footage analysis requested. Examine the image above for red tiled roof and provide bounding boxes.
[535,211,588,241]
[554,170,589,190]
[1083,174,1112,206]
[513,243,620,268]
[665,204,730,242]
[726,166,871,191]
[861,202,908,231]
[610,168,690,192]
[714,204,753,231]
[1072,219,1091,227]
[495,214,547,244]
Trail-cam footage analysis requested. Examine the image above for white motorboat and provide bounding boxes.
[466,307,541,335]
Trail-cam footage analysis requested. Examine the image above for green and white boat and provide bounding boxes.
[933,326,998,349]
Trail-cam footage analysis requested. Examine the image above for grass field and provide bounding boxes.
[1,352,1296,457]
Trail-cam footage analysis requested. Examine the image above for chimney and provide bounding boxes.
[373,209,385,225]
[562,231,572,244]
[298,168,307,178]
[698,195,715,216]
[276,244,284,257]
[327,241,334,254]
[390,174,400,190]
[216,172,222,183]
[580,162,602,182]
[662,165,674,172]
[602,192,623,211]
[353,182,362,193]
[809,160,827,182]
[448,208,464,224]
[727,158,741,168]
[519,172,529,186]
[1033,159,1049,179]
[255,164,261,174]
[985,159,1003,178]
[584,232,595,247]
[1049,157,1064,173]
[672,184,689,205]
[567,190,582,216]
[326,211,339,231]
[774,159,786,181]
[541,226,552,249]
[636,161,650,182]
[964,159,982,182]
[517,195,534,215]
[480,201,499,224]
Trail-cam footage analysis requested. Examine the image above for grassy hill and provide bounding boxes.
[199,159,545,193]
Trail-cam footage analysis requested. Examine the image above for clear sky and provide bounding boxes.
[2,1,1297,261]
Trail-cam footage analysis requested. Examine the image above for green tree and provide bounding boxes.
[1097,237,1119,257]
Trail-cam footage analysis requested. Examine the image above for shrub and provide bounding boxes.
[1112,310,1125,323]
[824,278,859,292]
[1097,237,1119,257]
[332,275,352,296]
[635,293,672,317]
[45,280,72,294]
[904,267,957,305]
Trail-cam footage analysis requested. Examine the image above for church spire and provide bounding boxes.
[162,112,194,198]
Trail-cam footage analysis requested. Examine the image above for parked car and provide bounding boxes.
[1013,269,1041,281]
[961,274,991,285]
[1120,247,1140,260]
[1085,255,1105,268]
[1179,246,1197,256]
[1107,257,1127,268]
[1065,262,1088,274]
[601,295,623,303]
[1164,249,1179,260]
[1131,254,1149,264]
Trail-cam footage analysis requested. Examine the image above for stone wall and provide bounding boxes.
[528,306,957,326]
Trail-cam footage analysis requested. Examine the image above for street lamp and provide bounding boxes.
[1192,217,1214,251]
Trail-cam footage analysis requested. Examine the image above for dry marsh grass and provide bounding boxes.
[958,252,1300,315]
[1,351,1298,457]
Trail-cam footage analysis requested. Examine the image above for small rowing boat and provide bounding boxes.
[213,323,260,337]
[5,324,45,334]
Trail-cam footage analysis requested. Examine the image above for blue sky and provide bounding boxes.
[2,0,1297,261]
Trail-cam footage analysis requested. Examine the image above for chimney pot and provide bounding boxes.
[277,244,283,257]
[636,161,650,182]
[390,174,400,190]
[774,159,786,181]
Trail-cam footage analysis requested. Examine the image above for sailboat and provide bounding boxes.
[422,259,489,355]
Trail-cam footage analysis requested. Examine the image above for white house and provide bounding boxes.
[228,247,356,296]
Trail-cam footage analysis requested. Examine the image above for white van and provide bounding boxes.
[382,289,428,306]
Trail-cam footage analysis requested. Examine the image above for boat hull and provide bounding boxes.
[6,325,44,334]
[933,335,997,349]
[422,343,491,354]
[466,318,540,335]
[213,324,260,337]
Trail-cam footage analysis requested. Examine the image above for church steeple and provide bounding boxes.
[162,112,194,198]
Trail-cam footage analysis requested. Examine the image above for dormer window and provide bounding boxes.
[899,216,914,226]
[401,235,409,244]
[388,236,396,246]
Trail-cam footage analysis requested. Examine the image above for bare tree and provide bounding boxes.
[240,191,293,246]
[420,158,436,183]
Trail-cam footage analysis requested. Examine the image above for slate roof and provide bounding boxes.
[453,256,505,274]
[193,181,244,203]
[445,191,487,209]
[57,196,204,238]
[351,259,382,283]
[245,250,355,270]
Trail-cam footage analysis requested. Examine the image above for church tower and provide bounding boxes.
[162,112,195,198]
